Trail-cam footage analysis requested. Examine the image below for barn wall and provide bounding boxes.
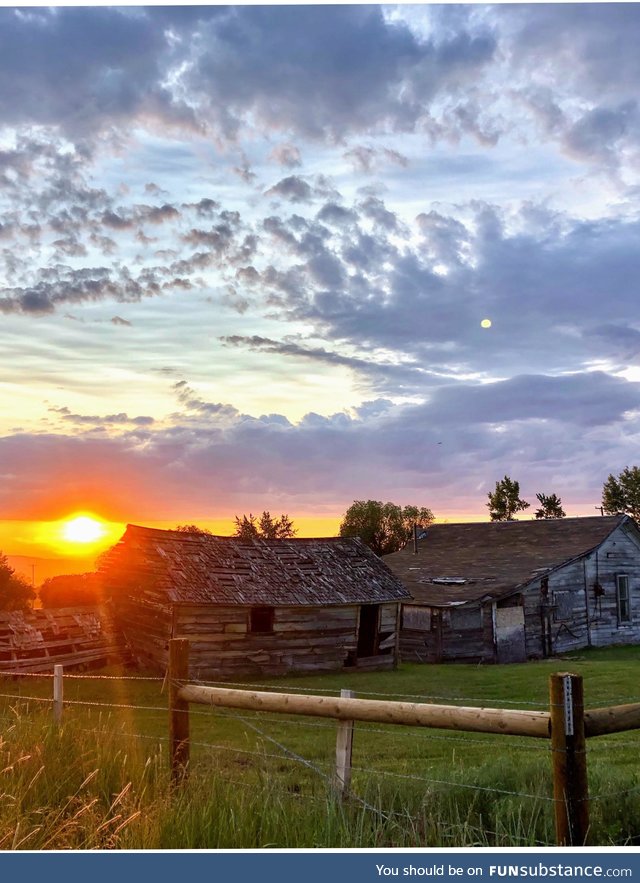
[175,602,399,679]
[112,597,173,670]
[400,603,494,663]
[580,526,640,648]
[520,524,640,657]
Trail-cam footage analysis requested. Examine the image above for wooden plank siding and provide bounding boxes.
[394,517,640,664]
[100,526,409,677]
[181,602,401,679]
[112,601,402,679]
[400,603,494,663]
[521,526,640,656]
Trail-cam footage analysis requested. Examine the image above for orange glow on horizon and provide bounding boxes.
[34,513,126,558]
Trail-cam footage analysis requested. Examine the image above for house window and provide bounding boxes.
[616,575,631,624]
[249,606,275,634]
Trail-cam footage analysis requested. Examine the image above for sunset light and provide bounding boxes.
[24,514,127,560]
[1,5,638,575]
[62,515,106,544]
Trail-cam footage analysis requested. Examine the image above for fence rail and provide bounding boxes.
[167,639,640,848]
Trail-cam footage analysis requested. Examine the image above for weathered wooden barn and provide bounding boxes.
[100,525,410,679]
[386,515,640,664]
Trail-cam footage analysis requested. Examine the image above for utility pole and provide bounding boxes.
[594,506,604,516]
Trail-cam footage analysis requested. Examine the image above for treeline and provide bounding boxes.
[2,467,640,611]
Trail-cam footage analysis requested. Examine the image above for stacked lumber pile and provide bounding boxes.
[0,606,121,672]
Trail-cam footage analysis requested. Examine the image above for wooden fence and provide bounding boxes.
[167,638,640,847]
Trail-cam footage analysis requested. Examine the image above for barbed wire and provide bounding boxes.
[349,763,555,802]
[588,782,640,801]
[5,692,640,830]
[4,667,640,711]
[0,669,163,682]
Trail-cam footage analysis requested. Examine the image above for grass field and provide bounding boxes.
[1,646,639,849]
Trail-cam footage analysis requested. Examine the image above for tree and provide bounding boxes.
[39,572,101,608]
[233,511,297,540]
[174,524,213,535]
[487,476,530,521]
[602,467,640,520]
[0,553,35,612]
[339,500,435,556]
[534,492,566,519]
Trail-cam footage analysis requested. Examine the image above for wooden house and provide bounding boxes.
[385,515,640,663]
[99,525,410,679]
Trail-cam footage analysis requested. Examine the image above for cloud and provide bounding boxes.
[49,407,155,428]
[182,6,497,141]
[0,7,197,139]
[3,4,640,529]
[4,369,640,520]
[269,143,302,168]
[265,176,314,203]
[220,333,449,396]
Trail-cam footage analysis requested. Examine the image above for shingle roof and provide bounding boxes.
[385,515,630,606]
[102,524,410,606]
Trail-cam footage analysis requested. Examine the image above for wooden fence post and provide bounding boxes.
[549,672,589,845]
[169,638,190,784]
[334,688,355,798]
[53,664,63,726]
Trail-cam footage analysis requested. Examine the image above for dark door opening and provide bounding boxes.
[357,604,379,658]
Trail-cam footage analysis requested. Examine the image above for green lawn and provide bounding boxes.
[0,646,639,849]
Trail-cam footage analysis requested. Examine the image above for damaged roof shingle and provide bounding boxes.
[101,524,410,606]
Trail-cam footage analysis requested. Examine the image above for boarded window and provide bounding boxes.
[402,605,431,631]
[552,591,573,622]
[616,574,631,624]
[249,607,274,634]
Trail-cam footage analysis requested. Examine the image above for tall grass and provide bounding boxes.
[1,649,639,848]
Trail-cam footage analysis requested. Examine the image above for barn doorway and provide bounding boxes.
[494,601,526,663]
[357,604,379,658]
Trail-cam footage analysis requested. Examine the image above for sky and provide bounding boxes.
[2,3,640,568]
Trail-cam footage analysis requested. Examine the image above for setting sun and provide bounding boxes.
[25,513,127,560]
[62,515,106,544]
